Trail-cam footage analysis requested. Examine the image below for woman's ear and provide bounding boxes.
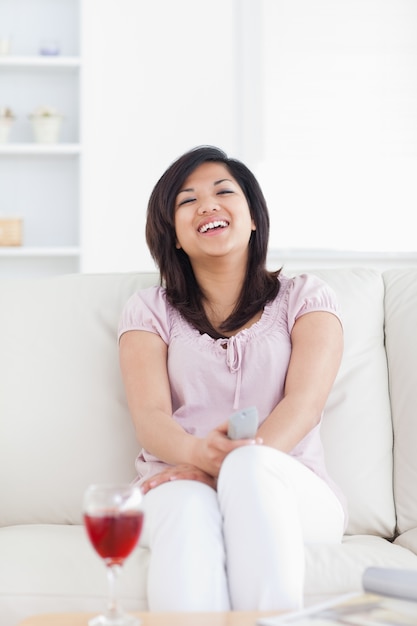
[251,220,256,231]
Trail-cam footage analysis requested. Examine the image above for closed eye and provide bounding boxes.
[217,189,234,196]
[178,197,196,206]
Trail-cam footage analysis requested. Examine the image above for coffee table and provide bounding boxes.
[18,610,279,626]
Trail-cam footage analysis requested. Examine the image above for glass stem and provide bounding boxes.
[106,563,122,618]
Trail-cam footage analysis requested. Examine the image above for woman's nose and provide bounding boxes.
[198,201,219,214]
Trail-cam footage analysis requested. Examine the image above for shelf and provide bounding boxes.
[0,1,82,277]
[0,56,81,69]
[0,144,81,155]
[0,247,80,258]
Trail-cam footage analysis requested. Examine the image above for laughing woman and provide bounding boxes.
[118,146,347,612]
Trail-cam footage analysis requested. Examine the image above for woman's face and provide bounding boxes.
[174,161,256,263]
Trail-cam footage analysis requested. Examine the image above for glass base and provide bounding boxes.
[89,612,140,626]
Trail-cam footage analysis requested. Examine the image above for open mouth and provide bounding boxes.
[198,220,229,234]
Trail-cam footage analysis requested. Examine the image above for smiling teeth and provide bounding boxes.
[199,220,228,234]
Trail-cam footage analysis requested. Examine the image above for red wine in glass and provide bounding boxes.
[84,510,144,566]
[83,484,144,626]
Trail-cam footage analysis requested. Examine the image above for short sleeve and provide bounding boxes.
[286,273,342,332]
[118,286,170,344]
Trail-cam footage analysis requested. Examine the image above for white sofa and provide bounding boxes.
[1,268,417,625]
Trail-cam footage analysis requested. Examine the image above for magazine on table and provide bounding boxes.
[362,566,417,602]
[257,567,417,626]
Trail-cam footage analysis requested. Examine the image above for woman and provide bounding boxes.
[118,146,347,612]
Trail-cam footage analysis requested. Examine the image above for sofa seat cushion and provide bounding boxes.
[0,524,149,626]
[394,528,417,555]
[304,534,417,606]
[2,525,417,626]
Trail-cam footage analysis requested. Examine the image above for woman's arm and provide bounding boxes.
[119,329,195,463]
[258,310,343,451]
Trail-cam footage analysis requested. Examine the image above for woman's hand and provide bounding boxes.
[141,463,216,494]
[192,420,263,478]
[141,422,263,494]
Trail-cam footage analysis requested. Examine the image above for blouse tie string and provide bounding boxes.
[225,335,243,410]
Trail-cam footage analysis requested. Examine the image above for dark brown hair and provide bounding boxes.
[146,146,281,339]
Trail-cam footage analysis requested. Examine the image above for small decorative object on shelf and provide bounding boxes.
[0,35,11,56]
[0,217,23,247]
[39,39,60,56]
[0,107,15,143]
[29,105,63,143]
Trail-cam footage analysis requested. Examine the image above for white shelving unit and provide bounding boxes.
[0,0,81,277]
[0,56,81,69]
[0,144,80,155]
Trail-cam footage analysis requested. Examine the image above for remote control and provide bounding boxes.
[227,406,259,440]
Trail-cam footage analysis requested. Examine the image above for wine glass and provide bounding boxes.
[83,483,144,626]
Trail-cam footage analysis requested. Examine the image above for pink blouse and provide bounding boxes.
[118,273,346,518]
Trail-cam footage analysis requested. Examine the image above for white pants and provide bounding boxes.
[141,445,344,611]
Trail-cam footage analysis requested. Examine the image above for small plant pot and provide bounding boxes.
[30,115,63,143]
[0,117,14,143]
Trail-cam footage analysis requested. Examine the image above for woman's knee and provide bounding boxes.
[143,479,221,543]
[219,444,290,487]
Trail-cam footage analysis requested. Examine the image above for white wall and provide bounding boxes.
[81,0,240,272]
[81,0,417,274]
[258,0,417,257]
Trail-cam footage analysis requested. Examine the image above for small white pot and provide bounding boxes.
[31,116,63,143]
[0,117,14,143]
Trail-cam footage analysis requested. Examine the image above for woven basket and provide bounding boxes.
[0,218,23,246]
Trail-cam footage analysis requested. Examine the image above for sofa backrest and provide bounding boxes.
[1,267,413,538]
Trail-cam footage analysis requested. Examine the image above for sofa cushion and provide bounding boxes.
[0,524,148,625]
[304,534,417,605]
[300,269,396,537]
[0,272,157,526]
[384,269,417,536]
